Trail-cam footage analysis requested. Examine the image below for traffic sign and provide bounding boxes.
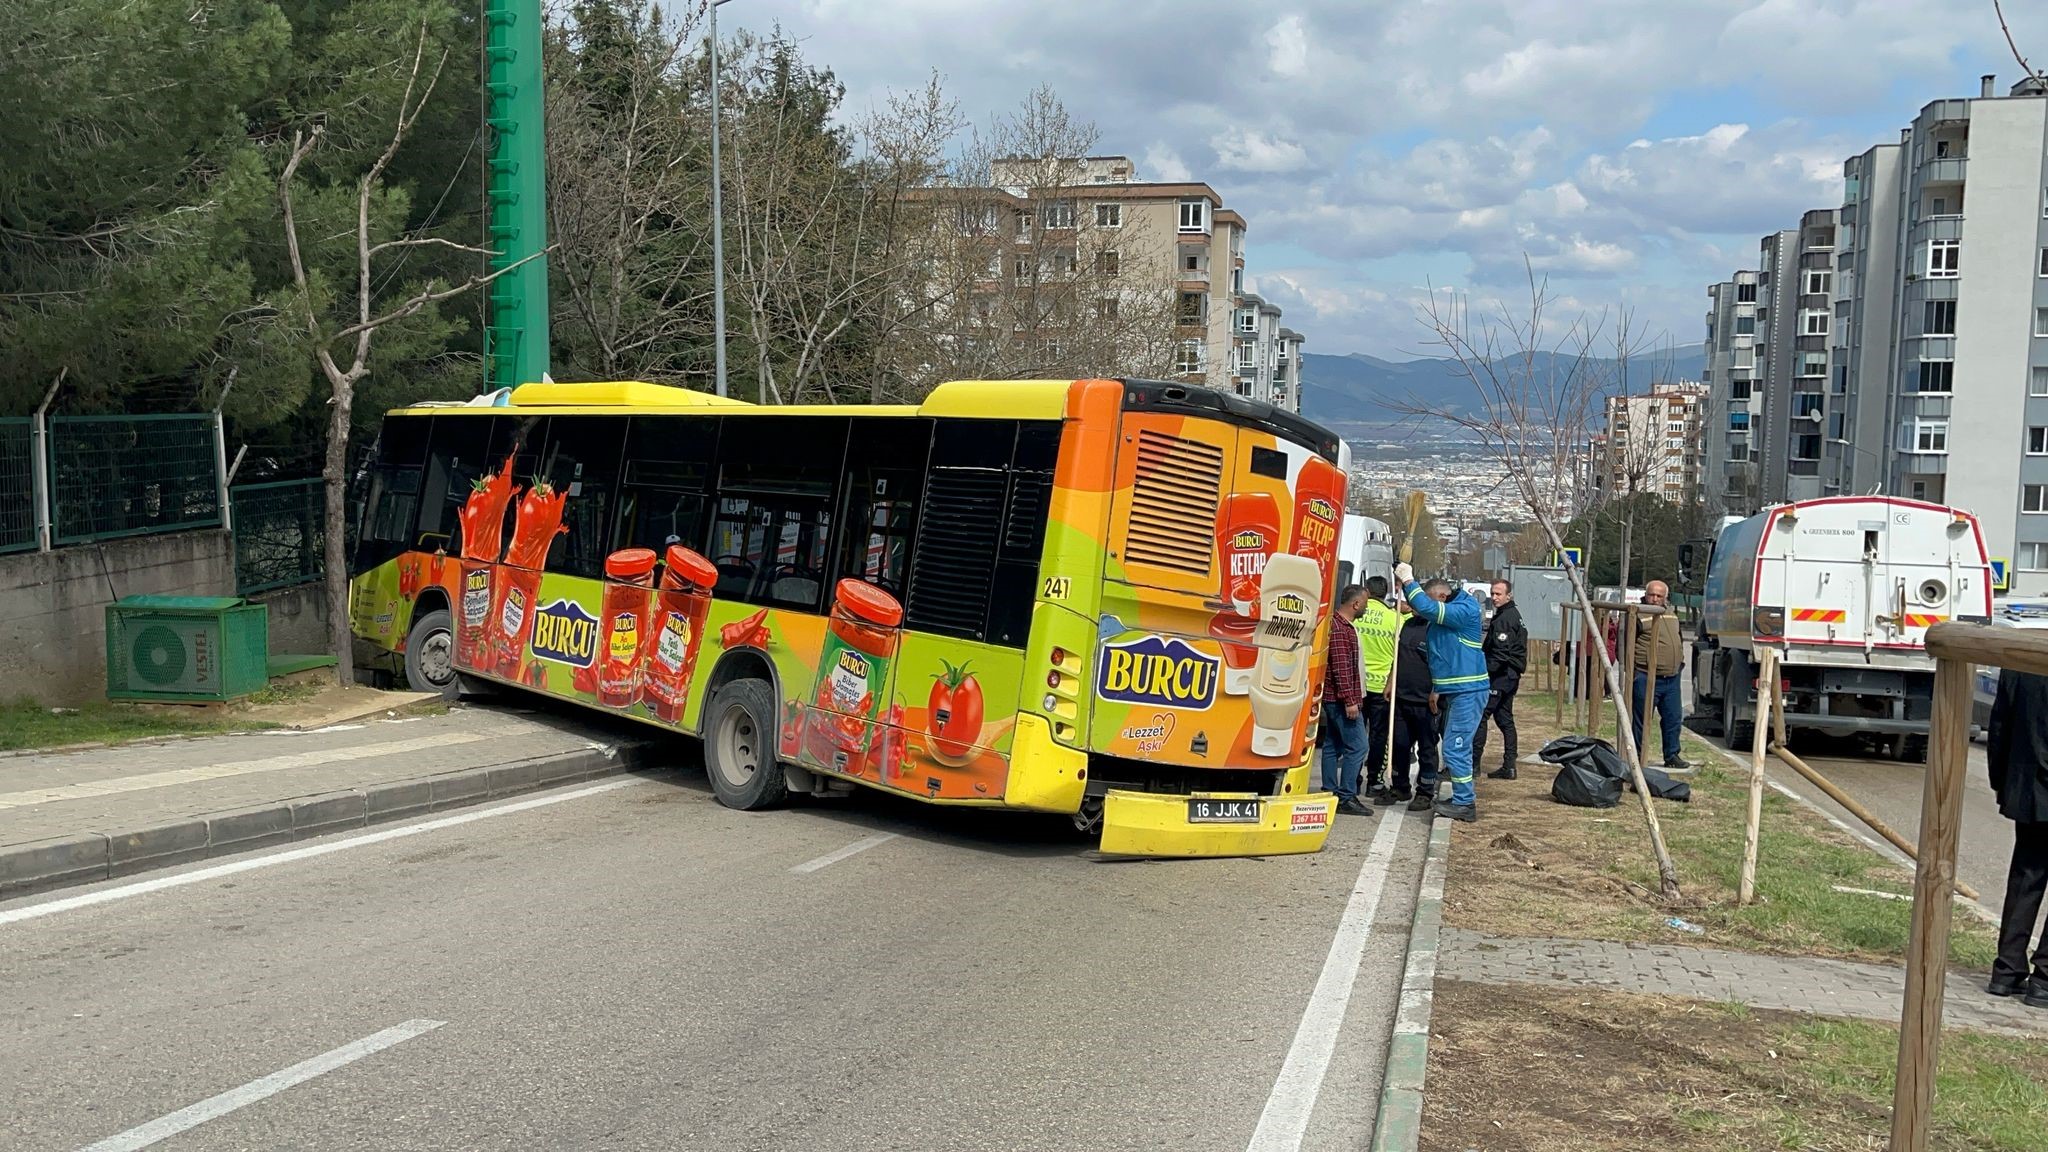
[1991,557,2010,592]
[1550,547,1583,569]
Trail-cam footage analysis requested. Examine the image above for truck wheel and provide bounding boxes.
[1886,735,1928,763]
[403,608,458,698]
[1721,681,1754,750]
[704,678,789,811]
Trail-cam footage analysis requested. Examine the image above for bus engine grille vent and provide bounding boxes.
[1125,431,1222,576]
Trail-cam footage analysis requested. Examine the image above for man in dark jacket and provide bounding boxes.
[1391,600,1442,810]
[1474,579,1527,780]
[1987,668,2048,1007]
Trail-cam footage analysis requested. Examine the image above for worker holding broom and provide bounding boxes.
[1394,560,1489,823]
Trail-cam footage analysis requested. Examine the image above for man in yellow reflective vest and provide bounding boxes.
[1354,575,1401,802]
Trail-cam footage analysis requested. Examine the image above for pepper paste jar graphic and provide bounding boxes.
[804,579,903,776]
[597,548,659,708]
[643,545,718,724]
[490,480,570,679]
[1211,491,1281,697]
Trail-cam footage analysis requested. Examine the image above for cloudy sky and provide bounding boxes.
[735,0,2025,358]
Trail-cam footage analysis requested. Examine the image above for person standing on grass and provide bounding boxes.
[1475,578,1527,781]
[1354,575,1400,802]
[1986,668,2048,1008]
[1390,598,1441,810]
[1630,580,1690,772]
[1396,563,1487,823]
[1317,584,1374,818]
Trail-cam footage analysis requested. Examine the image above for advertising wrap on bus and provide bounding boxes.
[347,378,1344,858]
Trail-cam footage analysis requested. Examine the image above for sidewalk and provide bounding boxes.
[1440,926,2048,1037]
[0,705,659,899]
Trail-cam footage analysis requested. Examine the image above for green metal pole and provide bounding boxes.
[482,0,550,394]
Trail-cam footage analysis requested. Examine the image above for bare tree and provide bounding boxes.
[277,25,544,687]
[1996,0,2045,85]
[1401,264,1684,899]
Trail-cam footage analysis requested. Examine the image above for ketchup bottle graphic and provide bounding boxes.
[1210,492,1280,697]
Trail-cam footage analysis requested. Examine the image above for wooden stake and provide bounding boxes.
[1739,647,1774,906]
[1889,656,1976,1152]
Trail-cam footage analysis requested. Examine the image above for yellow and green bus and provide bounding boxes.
[348,378,1348,856]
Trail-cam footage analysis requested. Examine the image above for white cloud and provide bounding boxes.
[1211,127,1312,173]
[1143,143,1192,182]
[1266,15,1309,78]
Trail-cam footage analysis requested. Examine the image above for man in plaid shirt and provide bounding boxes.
[1318,584,1374,817]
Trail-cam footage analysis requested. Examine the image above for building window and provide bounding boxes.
[1230,267,1244,294]
[2031,427,2048,455]
[1914,422,1948,453]
[2023,542,2048,571]
[2039,247,2048,277]
[1919,360,1954,393]
[1928,239,1959,278]
[2032,367,2048,397]
[1800,353,1828,377]
[2026,485,2048,514]
[1013,256,1031,285]
[1235,308,1257,333]
[1177,292,1207,325]
[1096,249,1120,277]
[1729,413,1750,429]
[1802,310,1830,337]
[1925,299,1957,335]
[1096,297,1119,320]
[1178,199,1207,232]
[1173,340,1205,374]
[2038,307,2048,337]
[1737,282,1758,303]
[1042,200,1075,229]
[1095,203,1121,228]
[1804,270,1832,295]
[1735,315,1755,335]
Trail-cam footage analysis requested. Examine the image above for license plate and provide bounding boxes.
[1187,798,1261,824]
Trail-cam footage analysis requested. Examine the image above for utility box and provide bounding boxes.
[105,595,269,702]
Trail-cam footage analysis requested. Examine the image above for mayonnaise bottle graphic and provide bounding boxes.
[1249,552,1319,758]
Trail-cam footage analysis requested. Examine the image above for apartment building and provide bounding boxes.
[1703,271,1763,514]
[1752,212,1838,505]
[1830,137,1906,496]
[1595,382,1708,504]
[1275,327,1304,412]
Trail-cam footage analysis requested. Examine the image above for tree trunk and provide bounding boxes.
[324,380,355,689]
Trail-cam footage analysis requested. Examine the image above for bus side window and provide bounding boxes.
[535,416,626,579]
[902,419,1055,648]
[351,415,431,575]
[415,415,509,557]
[613,416,718,561]
[987,422,1059,647]
[709,415,848,610]
[833,418,933,601]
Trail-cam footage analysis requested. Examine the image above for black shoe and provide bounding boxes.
[1338,798,1375,817]
[1368,784,1394,803]
[2026,978,2048,1010]
[1665,756,1694,773]
[1390,787,1413,802]
[1407,792,1435,812]
[1433,800,1478,823]
[1486,766,1517,780]
[1988,974,2029,998]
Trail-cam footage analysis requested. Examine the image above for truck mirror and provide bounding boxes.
[1677,542,1696,581]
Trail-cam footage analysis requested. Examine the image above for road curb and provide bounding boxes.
[1371,819,1451,1152]
[0,741,651,902]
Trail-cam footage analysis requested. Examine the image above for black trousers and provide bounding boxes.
[1472,678,1519,771]
[1997,821,2048,983]
[1361,695,1391,790]
[1390,699,1440,795]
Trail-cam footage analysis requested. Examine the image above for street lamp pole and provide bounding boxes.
[708,0,734,399]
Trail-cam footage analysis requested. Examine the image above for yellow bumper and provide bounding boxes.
[1097,789,1336,858]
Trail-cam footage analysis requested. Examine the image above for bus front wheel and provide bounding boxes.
[705,679,790,811]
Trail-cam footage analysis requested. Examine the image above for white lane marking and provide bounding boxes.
[75,1019,446,1151]
[790,832,899,874]
[0,732,494,809]
[1246,810,1407,1152]
[0,778,648,928]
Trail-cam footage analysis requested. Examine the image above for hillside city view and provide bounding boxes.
[4,4,2047,1152]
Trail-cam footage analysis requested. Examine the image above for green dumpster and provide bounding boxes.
[105,595,269,702]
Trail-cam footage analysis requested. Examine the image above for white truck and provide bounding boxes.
[1336,512,1394,593]
[1684,497,1994,761]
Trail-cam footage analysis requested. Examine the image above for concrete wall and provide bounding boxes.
[252,582,330,656]
[0,530,236,705]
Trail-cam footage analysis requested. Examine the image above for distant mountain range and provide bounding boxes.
[1301,343,1708,429]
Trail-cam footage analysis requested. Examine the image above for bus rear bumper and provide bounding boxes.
[1097,789,1336,858]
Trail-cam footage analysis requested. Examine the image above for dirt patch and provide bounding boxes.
[1423,980,2048,1152]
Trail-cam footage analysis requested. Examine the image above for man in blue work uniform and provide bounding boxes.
[1395,562,1488,822]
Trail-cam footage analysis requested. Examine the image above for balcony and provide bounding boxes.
[1918,156,1968,186]
[1913,215,1965,243]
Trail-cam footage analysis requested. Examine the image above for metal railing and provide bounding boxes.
[0,419,33,553]
[230,478,326,594]
[46,414,222,545]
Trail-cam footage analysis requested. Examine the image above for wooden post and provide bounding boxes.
[1739,647,1775,906]
[1770,653,1789,750]
[1889,655,1976,1152]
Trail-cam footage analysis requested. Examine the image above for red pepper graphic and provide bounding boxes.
[718,608,773,650]
[459,455,520,562]
[502,480,569,570]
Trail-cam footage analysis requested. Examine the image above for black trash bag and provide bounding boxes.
[1551,759,1623,808]
[1538,735,1691,804]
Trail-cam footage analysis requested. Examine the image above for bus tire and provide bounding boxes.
[403,608,459,699]
[704,678,789,811]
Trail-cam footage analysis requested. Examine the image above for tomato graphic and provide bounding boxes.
[926,661,983,762]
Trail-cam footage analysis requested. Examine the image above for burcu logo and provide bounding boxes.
[1097,635,1220,710]
[1230,528,1268,551]
[1306,497,1338,523]
[531,599,601,667]
[1274,592,1308,616]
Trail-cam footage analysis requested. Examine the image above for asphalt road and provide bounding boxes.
[1,744,1429,1151]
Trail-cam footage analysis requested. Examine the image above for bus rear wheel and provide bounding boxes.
[705,678,789,811]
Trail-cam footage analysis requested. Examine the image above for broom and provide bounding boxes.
[1375,490,1428,797]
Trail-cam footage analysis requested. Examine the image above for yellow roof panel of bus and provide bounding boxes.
[392,378,1080,420]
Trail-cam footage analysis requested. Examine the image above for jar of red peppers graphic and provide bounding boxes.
[642,545,718,724]
[597,548,658,708]
[489,478,569,680]
[1210,492,1280,697]
[803,580,903,777]
[455,456,519,669]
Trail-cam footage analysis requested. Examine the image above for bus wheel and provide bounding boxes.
[403,608,458,699]
[1071,796,1103,835]
[705,679,789,811]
